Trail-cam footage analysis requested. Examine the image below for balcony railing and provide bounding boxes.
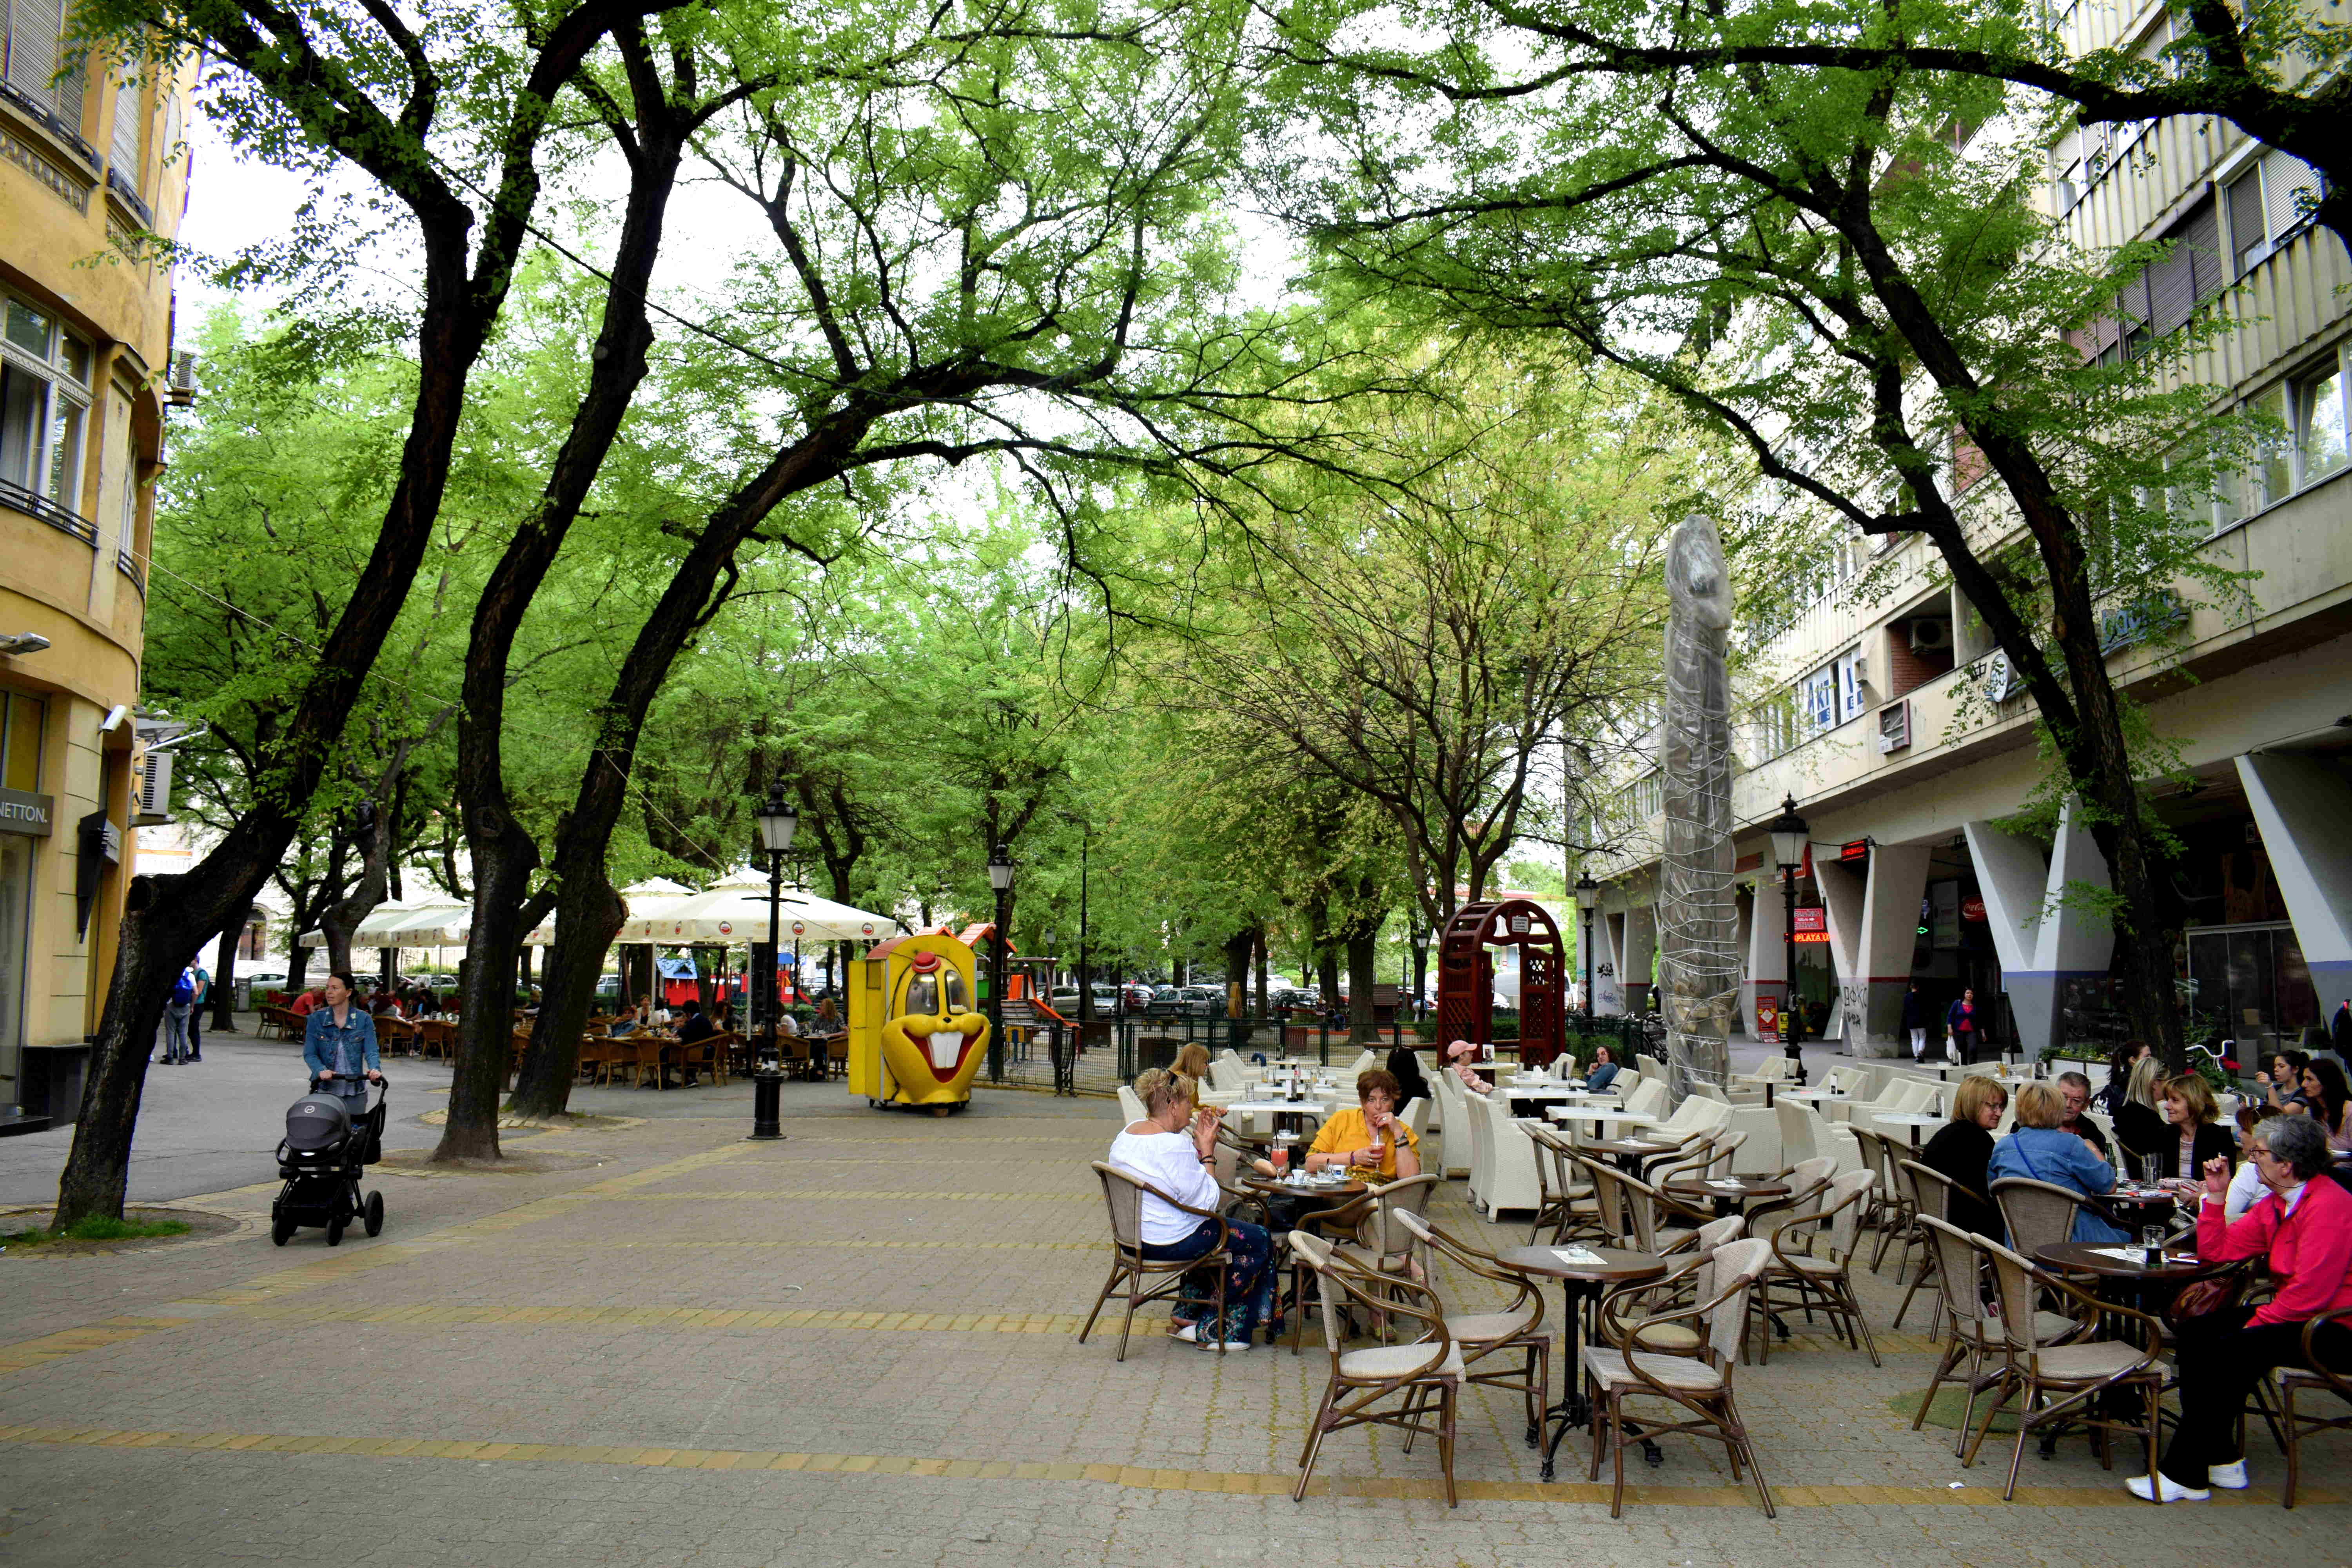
[0,477,99,544]
[116,546,145,595]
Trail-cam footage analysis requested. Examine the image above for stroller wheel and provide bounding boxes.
[327,1214,345,1246]
[271,1209,292,1247]
[364,1192,384,1237]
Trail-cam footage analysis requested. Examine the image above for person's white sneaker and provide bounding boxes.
[2206,1459,2249,1490]
[1169,1322,1200,1343]
[2127,1473,2210,1502]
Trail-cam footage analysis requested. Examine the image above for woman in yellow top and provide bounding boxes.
[1307,1069,1421,1179]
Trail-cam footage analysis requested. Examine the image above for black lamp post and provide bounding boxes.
[750,782,799,1137]
[1574,873,1599,1030]
[987,844,1013,1084]
[1766,794,1810,1088]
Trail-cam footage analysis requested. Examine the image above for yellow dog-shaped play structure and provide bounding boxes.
[848,932,990,1112]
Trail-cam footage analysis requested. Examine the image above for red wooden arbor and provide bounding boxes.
[1435,898,1567,1068]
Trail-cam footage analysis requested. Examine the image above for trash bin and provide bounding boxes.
[234,977,253,1011]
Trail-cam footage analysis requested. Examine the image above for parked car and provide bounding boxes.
[1176,984,1227,1016]
[1118,983,1154,1014]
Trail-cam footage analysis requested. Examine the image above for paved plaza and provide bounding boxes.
[2,1065,2347,1567]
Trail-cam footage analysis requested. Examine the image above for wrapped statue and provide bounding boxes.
[1658,515,1739,1098]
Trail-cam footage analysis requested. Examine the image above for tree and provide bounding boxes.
[499,0,1406,1124]
[1267,0,2351,246]
[1266,15,2258,1063]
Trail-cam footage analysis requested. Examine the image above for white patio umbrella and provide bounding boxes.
[621,867,900,944]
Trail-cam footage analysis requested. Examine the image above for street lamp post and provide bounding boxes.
[987,845,1013,1085]
[1574,873,1599,1036]
[1766,794,1810,1088]
[750,783,799,1138]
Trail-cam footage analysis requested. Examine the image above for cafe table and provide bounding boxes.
[1221,1098,1336,1139]
[1872,1111,1948,1149]
[1245,1174,1372,1352]
[1546,1106,1661,1141]
[1663,1174,1791,1217]
[1495,1243,1671,1481]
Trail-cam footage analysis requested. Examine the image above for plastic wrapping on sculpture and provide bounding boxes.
[1657,514,1739,1102]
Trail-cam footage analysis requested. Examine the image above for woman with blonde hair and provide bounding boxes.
[1107,1068,1275,1348]
[1920,1074,2007,1239]
[1988,1080,2128,1242]
[1172,1042,1212,1083]
[2113,1054,2171,1167]
[2151,1073,2238,1185]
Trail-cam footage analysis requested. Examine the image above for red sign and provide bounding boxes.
[1755,998,1779,1035]
[1792,908,1826,933]
[1961,896,1987,923]
[1839,839,1870,862]
[1793,931,1831,944]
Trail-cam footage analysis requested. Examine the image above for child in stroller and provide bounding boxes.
[271,1077,387,1246]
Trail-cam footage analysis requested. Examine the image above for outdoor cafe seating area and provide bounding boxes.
[1085,1044,2352,1515]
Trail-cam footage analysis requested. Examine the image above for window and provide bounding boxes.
[1,689,42,793]
[107,64,140,185]
[2086,197,2226,363]
[2224,149,2324,276]
[0,293,92,528]
[1,0,85,136]
[1802,665,1837,731]
[1744,691,1799,764]
[2245,350,2351,508]
[1835,647,1869,722]
[1631,771,1663,821]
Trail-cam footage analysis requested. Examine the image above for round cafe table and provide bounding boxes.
[1495,1244,1669,1481]
[1546,1106,1660,1140]
[1248,1175,1372,1352]
[1872,1111,1947,1149]
[1664,1175,1791,1217]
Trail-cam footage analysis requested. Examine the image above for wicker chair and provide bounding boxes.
[1749,1168,1880,1366]
[1289,1230,1462,1506]
[1991,1175,2114,1259]
[1523,1121,1599,1243]
[2282,1307,2352,1508]
[1964,1235,2164,1501]
[1394,1211,1551,1448]
[1078,1162,1232,1361]
[1846,1126,1912,1271]
[1613,1167,1715,1256]
[1896,1158,1990,1337]
[1583,1236,1777,1519]
[1911,1216,2085,1457]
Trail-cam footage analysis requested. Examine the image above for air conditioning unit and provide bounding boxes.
[1908,618,1953,653]
[1877,701,1912,754]
[166,352,200,408]
[134,750,173,824]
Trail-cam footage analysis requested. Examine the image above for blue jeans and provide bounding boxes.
[1142,1218,1274,1342]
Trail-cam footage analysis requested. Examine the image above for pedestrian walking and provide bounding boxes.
[187,961,210,1062]
[159,963,198,1064]
[1944,987,1979,1065]
[301,971,381,1123]
[1902,979,1926,1062]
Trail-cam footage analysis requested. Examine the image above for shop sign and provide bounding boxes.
[0,788,55,837]
[1755,998,1780,1036]
[1791,908,1826,933]
[1961,895,1986,922]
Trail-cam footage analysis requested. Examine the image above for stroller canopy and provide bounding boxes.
[285,1093,352,1153]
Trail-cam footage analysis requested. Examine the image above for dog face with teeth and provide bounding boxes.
[878,946,990,1105]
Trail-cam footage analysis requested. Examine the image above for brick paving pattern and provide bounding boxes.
[1,1078,2345,1565]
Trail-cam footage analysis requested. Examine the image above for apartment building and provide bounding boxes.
[1586,7,2350,1063]
[1,4,192,1124]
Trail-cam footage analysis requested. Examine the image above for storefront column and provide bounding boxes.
[1619,904,1656,1018]
[2237,753,2352,1009]
[1742,879,1784,1043]
[1815,856,1866,1050]
[1597,910,1627,1014]
[1855,845,1934,1056]
[1964,802,2113,1059]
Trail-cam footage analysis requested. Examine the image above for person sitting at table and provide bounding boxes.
[2152,1073,2238,1184]
[2288,1058,2352,1155]
[1108,1068,1275,1349]
[2227,1105,2279,1218]
[815,996,841,1034]
[1920,1074,2006,1240]
[2111,1056,2171,1168]
[608,1001,641,1038]
[1440,1038,1492,1097]
[1384,1046,1432,1111]
[2129,1112,2352,1501]
[1579,1042,1622,1095]
[1305,1070,1421,1180]
[1173,1042,1212,1083]
[2055,1071,2111,1159]
[2094,1040,2151,1116]
[1987,1080,2128,1243]
[2257,1049,2313,1114]
[675,997,717,1044]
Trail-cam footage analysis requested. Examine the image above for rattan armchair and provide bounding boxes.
[2282,1307,2352,1508]
[1583,1236,1777,1519]
[1750,1168,1880,1367]
[1288,1231,1462,1506]
[1991,1175,2116,1259]
[1911,1216,2086,1457]
[1964,1235,2164,1501]
[1078,1161,1233,1361]
[1393,1210,1550,1448]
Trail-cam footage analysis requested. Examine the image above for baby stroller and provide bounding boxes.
[270,1078,387,1246]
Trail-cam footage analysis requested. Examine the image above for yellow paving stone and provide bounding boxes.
[839,1455,878,1472]
[766,1454,811,1471]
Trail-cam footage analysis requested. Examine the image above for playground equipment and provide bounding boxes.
[849,931,991,1112]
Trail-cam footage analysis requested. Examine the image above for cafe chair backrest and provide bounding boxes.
[1092,1161,1147,1252]
[1990,1176,2092,1259]
[1699,1238,1772,1367]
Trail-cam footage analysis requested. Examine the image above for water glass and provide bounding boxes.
[2140,1154,2163,1187]
[2141,1224,2167,1267]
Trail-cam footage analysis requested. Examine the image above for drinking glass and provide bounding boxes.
[1270,1142,1289,1177]
[2140,1154,2163,1187]
[2141,1224,2167,1267]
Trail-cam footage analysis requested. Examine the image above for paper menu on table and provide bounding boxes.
[1707,1180,1744,1190]
[1550,1246,1606,1266]
[2087,1247,2160,1264]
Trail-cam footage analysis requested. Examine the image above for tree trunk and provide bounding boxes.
[209,911,241,1033]
[1253,927,1268,1020]
[1222,928,1254,1019]
[508,869,627,1119]
[1317,947,1341,1010]
[1346,927,1378,1044]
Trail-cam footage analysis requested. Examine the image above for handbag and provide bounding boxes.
[2165,1270,2246,1330]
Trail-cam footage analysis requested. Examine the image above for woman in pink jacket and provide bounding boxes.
[2131,1113,2352,1500]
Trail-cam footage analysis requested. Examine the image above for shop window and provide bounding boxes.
[0,833,26,1058]
[0,294,92,528]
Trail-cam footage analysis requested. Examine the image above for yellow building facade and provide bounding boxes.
[0,7,189,1124]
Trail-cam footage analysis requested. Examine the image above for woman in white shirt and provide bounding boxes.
[1109,1067,1275,1349]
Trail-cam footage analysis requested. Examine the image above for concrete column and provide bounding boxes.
[1742,879,1786,1042]
[1815,856,1866,1048]
[2238,752,2352,1009]
[1619,905,1656,1016]
[1853,845,1933,1056]
[1597,911,1627,1014]
[1964,802,2114,1058]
